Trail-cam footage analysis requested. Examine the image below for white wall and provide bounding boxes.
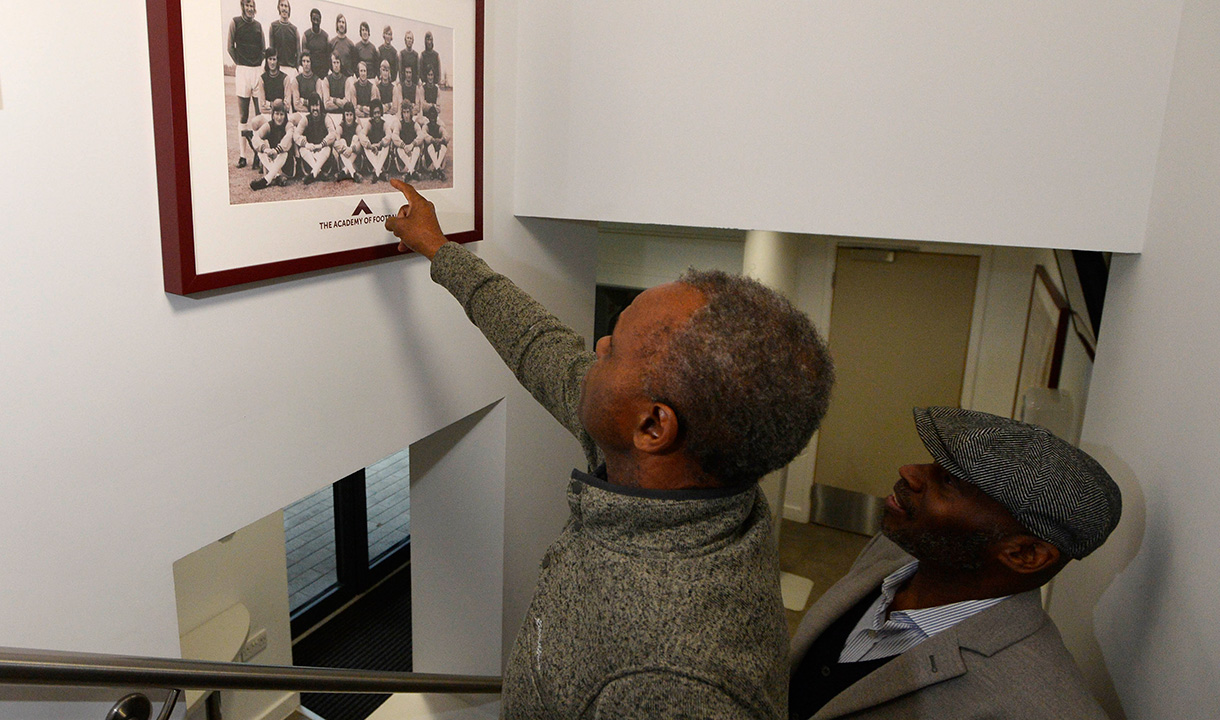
[173,512,295,720]
[516,1,1182,252]
[596,224,746,288]
[1048,0,1220,716]
[0,0,593,690]
[410,402,505,676]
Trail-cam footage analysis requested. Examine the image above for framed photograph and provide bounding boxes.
[1011,265,1071,418]
[147,0,483,295]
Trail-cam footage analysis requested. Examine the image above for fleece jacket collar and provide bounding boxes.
[568,466,762,556]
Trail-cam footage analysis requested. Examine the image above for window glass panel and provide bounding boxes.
[284,484,339,612]
[366,447,411,563]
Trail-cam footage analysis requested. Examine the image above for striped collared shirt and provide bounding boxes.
[839,561,1010,662]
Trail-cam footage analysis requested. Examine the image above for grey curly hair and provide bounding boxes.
[643,269,835,488]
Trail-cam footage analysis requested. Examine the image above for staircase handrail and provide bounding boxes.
[0,646,501,695]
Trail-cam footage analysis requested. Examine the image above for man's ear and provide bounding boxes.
[995,535,1061,575]
[634,402,681,454]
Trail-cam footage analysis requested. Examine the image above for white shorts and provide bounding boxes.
[235,65,262,97]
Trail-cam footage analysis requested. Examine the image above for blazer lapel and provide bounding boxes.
[812,629,968,719]
[809,589,1049,719]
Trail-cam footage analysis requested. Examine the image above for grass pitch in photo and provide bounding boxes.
[221,0,456,205]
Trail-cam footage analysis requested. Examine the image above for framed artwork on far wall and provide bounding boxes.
[1011,265,1071,419]
[147,0,483,296]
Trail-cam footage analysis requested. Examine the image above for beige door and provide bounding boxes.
[813,248,979,502]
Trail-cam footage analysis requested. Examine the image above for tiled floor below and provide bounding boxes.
[778,519,872,637]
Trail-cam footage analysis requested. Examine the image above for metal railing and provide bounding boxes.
[0,646,501,719]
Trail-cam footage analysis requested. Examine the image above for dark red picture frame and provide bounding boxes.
[146,0,483,296]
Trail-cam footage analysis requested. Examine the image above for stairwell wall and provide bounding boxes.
[0,0,592,690]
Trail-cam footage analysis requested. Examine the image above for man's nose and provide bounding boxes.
[897,465,923,492]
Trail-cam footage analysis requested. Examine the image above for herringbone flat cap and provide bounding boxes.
[913,407,1121,559]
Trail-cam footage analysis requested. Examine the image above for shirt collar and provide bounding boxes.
[872,561,1010,637]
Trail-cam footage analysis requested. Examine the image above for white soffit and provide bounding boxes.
[514,1,1184,252]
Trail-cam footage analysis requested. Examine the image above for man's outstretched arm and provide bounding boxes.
[385,181,600,468]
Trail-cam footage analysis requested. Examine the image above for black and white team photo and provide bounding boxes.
[222,0,456,204]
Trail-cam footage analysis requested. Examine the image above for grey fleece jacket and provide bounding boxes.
[430,243,788,719]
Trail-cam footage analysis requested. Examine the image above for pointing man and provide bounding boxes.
[384,182,835,719]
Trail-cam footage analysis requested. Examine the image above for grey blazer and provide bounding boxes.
[789,536,1110,720]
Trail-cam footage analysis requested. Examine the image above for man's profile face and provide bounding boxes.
[881,463,1015,571]
[404,31,414,49]
[578,282,705,455]
[242,0,256,19]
